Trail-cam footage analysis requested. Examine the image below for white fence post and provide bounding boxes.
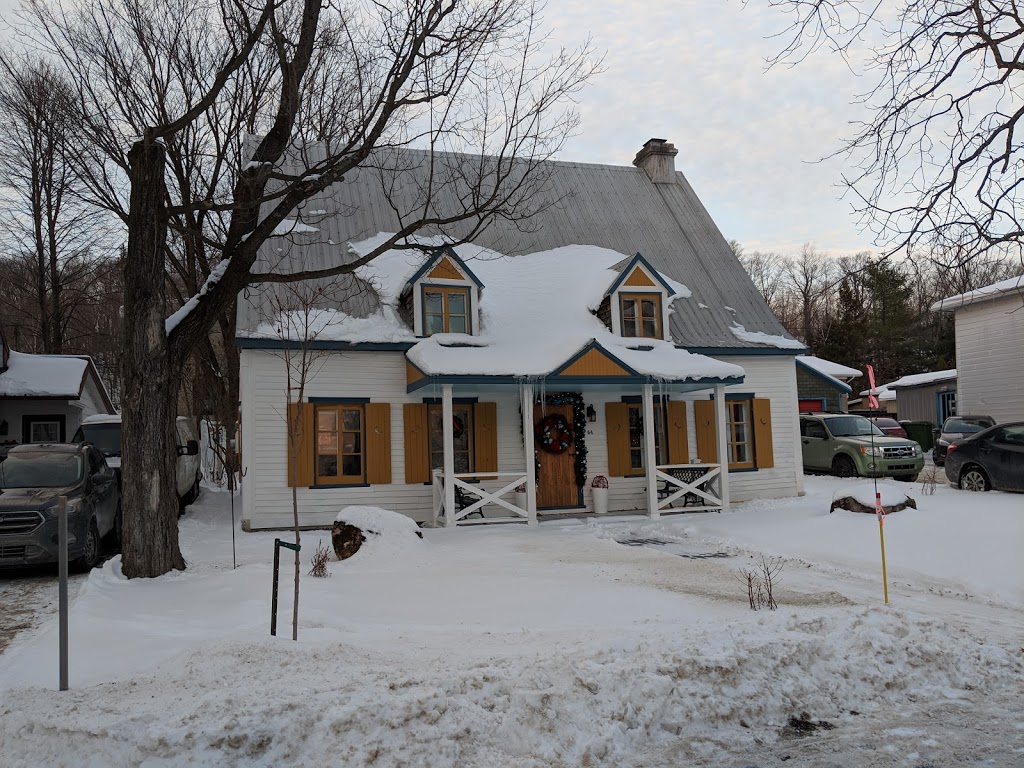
[522,383,538,525]
[714,384,730,510]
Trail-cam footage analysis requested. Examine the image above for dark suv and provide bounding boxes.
[0,443,120,570]
[932,415,995,466]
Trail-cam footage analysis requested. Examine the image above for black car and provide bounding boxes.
[932,415,995,466]
[0,443,120,570]
[944,422,1024,493]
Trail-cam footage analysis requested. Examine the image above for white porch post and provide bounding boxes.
[713,384,731,510]
[643,383,659,519]
[521,383,538,525]
[442,383,456,528]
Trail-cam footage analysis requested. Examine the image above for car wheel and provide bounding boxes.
[959,466,990,492]
[72,519,101,572]
[831,455,857,478]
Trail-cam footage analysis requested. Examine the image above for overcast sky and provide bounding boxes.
[0,0,875,257]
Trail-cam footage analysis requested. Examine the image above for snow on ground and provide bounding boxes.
[0,477,1022,767]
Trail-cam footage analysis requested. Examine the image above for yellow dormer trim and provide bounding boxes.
[427,257,464,281]
[559,347,632,377]
[623,266,657,287]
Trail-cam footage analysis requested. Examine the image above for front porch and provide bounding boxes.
[425,380,735,528]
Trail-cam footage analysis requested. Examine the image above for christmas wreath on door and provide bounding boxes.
[536,413,574,454]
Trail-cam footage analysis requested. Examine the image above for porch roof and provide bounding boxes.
[406,338,745,392]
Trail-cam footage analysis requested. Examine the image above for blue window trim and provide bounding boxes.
[685,346,806,356]
[405,245,485,289]
[420,283,474,337]
[308,397,370,404]
[706,392,756,401]
[310,483,371,489]
[620,394,671,404]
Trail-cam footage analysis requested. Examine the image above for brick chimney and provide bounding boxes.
[632,138,678,184]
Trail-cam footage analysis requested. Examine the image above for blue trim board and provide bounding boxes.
[795,358,853,394]
[405,245,485,289]
[684,346,806,356]
[237,338,414,351]
[308,397,370,404]
[706,392,756,401]
[408,373,744,393]
[421,397,479,404]
[604,252,675,296]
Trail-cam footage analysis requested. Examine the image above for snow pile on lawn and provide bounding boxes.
[1,484,1022,766]
[831,480,913,508]
[335,505,425,560]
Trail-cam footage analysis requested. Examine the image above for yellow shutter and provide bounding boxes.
[403,403,430,484]
[666,401,689,464]
[605,402,631,477]
[474,402,498,479]
[694,399,718,464]
[365,403,392,484]
[287,402,314,487]
[752,397,774,470]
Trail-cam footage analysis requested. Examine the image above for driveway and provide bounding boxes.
[0,569,87,655]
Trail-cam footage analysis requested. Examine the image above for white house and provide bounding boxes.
[0,328,116,452]
[235,139,808,530]
[932,275,1024,424]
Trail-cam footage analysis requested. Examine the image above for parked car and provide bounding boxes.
[0,443,120,570]
[865,416,908,439]
[800,413,925,481]
[944,422,1024,492]
[73,414,202,512]
[931,415,996,466]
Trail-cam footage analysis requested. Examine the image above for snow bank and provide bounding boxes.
[335,505,425,561]
[832,480,913,508]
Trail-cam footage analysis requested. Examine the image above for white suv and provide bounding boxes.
[74,414,202,512]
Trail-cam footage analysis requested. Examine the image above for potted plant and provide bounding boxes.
[590,474,609,515]
[514,483,527,511]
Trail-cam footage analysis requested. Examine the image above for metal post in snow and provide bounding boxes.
[271,538,280,636]
[57,495,69,691]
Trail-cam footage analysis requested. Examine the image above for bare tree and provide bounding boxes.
[19,0,596,577]
[766,0,1024,263]
[782,243,835,346]
[0,55,111,354]
[739,248,791,312]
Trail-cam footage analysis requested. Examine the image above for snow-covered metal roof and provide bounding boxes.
[931,275,1024,312]
[797,355,861,381]
[886,369,957,389]
[237,144,802,351]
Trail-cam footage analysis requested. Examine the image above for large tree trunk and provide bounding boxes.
[120,139,186,578]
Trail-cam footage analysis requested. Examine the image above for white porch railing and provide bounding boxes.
[432,469,532,527]
[654,463,723,513]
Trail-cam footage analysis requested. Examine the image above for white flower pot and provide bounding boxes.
[515,492,528,511]
[591,487,609,515]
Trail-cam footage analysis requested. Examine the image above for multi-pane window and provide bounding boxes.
[938,390,957,422]
[29,420,61,443]
[428,404,474,473]
[620,293,661,339]
[727,400,754,470]
[423,286,470,335]
[627,404,665,471]
[315,405,364,484]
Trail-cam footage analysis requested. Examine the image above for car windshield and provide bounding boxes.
[944,418,992,434]
[0,452,84,488]
[825,416,885,437]
[79,423,122,456]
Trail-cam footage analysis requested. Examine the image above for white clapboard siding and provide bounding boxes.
[240,349,527,529]
[240,350,804,528]
[954,297,1024,425]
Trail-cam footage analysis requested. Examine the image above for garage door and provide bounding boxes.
[798,399,825,413]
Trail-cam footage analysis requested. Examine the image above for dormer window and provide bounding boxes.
[424,286,470,335]
[407,246,485,338]
[620,293,662,338]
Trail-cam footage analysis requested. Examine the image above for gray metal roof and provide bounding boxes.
[238,146,797,350]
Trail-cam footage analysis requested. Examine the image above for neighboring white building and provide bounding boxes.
[236,139,809,530]
[0,329,116,451]
[933,276,1024,424]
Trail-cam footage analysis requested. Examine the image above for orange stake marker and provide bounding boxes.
[876,491,889,604]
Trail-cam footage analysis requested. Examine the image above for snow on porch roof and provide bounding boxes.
[0,350,90,399]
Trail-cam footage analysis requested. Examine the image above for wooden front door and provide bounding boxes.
[534,404,579,508]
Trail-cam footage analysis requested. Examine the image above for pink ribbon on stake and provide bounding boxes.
[866,364,880,410]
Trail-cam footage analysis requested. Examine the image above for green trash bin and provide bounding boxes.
[901,421,934,451]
